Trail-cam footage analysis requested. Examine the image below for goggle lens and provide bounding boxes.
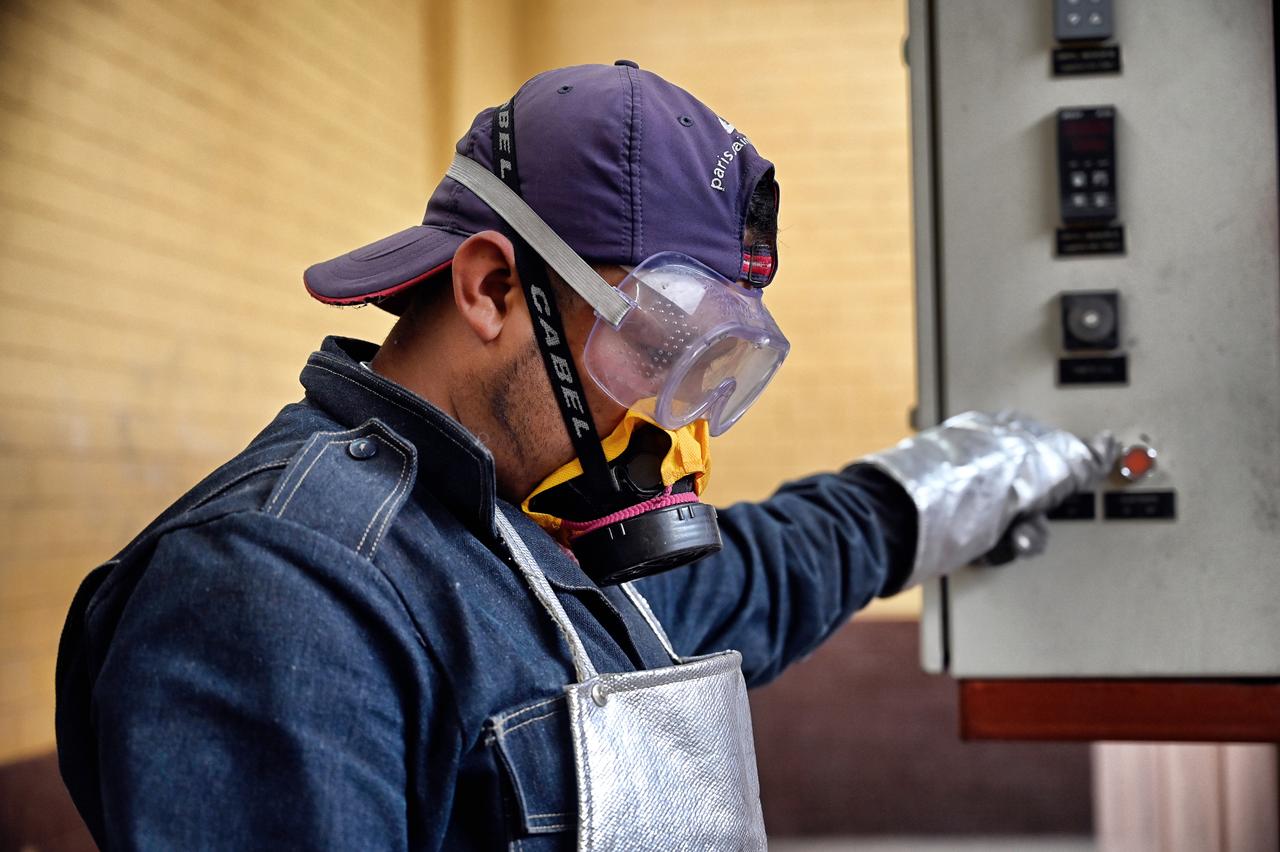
[585,252,789,435]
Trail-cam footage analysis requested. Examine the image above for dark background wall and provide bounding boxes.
[751,619,1093,836]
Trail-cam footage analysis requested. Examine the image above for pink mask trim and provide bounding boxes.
[561,489,701,539]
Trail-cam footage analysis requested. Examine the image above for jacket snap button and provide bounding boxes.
[347,438,378,460]
[590,683,609,707]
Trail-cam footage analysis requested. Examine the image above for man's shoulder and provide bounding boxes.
[120,401,423,565]
[253,410,421,561]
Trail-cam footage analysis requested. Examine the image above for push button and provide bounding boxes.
[1061,290,1119,351]
[1117,444,1157,482]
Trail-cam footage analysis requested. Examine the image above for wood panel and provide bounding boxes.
[961,680,1280,742]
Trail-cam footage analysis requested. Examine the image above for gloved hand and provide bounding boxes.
[863,410,1119,586]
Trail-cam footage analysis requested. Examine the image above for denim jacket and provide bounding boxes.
[56,336,916,851]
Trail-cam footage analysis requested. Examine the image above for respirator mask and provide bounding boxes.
[449,98,789,584]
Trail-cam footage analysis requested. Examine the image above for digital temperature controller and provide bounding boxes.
[1057,106,1117,224]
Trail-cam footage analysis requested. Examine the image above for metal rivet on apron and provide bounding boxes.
[590,683,609,706]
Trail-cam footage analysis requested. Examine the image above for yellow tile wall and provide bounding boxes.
[0,0,442,762]
[0,0,919,763]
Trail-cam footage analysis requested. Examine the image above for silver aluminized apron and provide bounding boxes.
[496,512,768,851]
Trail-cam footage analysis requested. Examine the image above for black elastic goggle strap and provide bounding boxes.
[490,97,614,489]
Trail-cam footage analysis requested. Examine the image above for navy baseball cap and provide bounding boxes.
[304,61,779,311]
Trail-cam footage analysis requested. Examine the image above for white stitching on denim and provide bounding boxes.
[192,459,291,513]
[532,823,568,831]
[270,440,334,515]
[367,446,411,553]
[307,361,494,530]
[501,708,557,736]
[309,362,479,457]
[527,811,567,819]
[493,696,559,729]
[265,425,365,514]
[274,439,348,518]
[356,431,411,557]
[266,434,325,514]
[362,450,409,556]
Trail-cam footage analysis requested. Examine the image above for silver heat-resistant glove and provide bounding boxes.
[863,411,1119,587]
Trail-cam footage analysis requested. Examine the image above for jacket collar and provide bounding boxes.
[299,338,666,666]
[300,336,499,540]
[299,337,632,601]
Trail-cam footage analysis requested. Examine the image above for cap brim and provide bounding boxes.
[304,225,465,310]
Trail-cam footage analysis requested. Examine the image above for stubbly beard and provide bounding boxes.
[478,338,570,497]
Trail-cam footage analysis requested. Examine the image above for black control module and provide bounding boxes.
[1054,0,1115,43]
[1058,106,1117,224]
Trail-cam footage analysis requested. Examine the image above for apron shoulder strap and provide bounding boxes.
[619,583,681,664]
[495,509,683,677]
[495,510,599,682]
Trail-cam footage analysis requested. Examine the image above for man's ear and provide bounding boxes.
[451,231,521,343]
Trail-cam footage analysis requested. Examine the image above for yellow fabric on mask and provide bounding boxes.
[521,409,711,539]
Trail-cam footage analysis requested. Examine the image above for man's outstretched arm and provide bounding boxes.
[635,463,917,686]
[635,412,1116,686]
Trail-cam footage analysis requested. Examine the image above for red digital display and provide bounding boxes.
[1062,118,1112,137]
[1067,138,1109,153]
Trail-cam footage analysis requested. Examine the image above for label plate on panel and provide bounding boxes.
[1047,492,1097,520]
[1056,226,1126,256]
[1103,490,1177,520]
[1058,355,1128,385]
[1052,46,1123,76]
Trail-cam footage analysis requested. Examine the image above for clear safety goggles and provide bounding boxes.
[445,155,789,436]
[584,252,789,436]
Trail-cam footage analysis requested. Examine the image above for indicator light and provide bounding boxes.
[1118,444,1157,482]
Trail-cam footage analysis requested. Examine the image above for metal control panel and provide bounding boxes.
[906,0,1280,676]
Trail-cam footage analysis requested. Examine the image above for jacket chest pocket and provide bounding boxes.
[489,695,577,851]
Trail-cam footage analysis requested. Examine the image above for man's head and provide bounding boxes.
[304,62,780,499]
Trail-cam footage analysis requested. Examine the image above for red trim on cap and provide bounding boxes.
[740,252,774,282]
[305,258,455,306]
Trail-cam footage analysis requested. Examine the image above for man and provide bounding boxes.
[56,62,1113,850]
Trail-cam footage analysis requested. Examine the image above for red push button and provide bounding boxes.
[1118,444,1157,482]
